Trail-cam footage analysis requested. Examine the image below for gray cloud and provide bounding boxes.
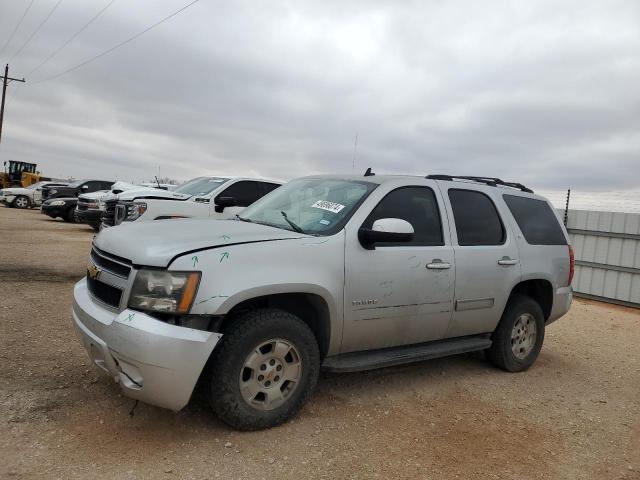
[0,0,638,192]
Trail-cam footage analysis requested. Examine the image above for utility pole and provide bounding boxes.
[0,64,26,144]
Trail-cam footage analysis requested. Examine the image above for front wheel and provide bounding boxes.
[13,195,30,209]
[486,294,545,372]
[208,308,320,430]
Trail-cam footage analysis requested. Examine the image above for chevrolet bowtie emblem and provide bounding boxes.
[87,261,100,280]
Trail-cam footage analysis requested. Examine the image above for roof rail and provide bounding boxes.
[425,174,533,193]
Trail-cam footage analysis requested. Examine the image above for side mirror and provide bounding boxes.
[214,196,237,213]
[358,218,414,250]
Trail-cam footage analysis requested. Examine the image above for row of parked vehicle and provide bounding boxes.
[3,169,575,431]
[0,175,282,231]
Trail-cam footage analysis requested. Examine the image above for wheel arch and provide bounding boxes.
[508,279,553,321]
[219,292,332,359]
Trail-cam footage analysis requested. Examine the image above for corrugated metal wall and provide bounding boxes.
[563,209,640,308]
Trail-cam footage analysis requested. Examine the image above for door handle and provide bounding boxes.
[498,257,518,266]
[427,259,451,269]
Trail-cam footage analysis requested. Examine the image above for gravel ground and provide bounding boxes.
[1,206,639,480]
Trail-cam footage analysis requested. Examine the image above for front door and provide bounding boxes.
[342,183,455,353]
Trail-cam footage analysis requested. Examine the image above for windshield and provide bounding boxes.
[67,180,84,188]
[27,182,45,190]
[239,178,376,235]
[174,177,228,196]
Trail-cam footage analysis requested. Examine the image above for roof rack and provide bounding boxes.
[425,175,534,193]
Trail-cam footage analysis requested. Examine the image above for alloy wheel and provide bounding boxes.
[511,313,537,359]
[239,338,302,410]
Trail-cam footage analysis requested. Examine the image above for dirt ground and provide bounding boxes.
[0,206,639,480]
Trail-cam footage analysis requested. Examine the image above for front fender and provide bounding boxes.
[170,232,346,355]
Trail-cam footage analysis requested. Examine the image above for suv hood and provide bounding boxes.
[94,218,309,267]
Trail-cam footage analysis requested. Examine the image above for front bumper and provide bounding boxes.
[75,209,102,226]
[41,204,67,218]
[72,279,221,411]
[0,194,15,205]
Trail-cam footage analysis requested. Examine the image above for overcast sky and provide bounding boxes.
[0,0,638,192]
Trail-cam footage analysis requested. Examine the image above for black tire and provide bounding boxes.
[64,208,76,223]
[486,294,545,372]
[13,195,31,209]
[208,308,320,430]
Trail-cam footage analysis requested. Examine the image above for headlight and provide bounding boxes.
[49,200,66,206]
[128,270,201,314]
[49,189,58,195]
[126,202,147,221]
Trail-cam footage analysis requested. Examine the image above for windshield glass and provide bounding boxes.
[174,177,228,196]
[27,182,44,190]
[240,178,376,235]
[67,180,84,188]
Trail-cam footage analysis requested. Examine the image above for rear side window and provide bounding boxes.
[363,186,443,246]
[503,195,567,245]
[216,181,260,207]
[448,189,505,246]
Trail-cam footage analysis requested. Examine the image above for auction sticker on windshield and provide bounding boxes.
[311,200,345,214]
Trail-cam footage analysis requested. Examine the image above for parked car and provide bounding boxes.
[0,181,68,209]
[72,173,573,430]
[75,182,163,231]
[101,176,281,228]
[41,197,80,222]
[42,179,114,201]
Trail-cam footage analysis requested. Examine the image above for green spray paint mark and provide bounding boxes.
[220,234,231,241]
[192,255,199,267]
[126,313,135,322]
[220,252,229,263]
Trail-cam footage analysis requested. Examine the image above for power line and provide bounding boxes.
[28,0,117,77]
[35,0,200,84]
[10,0,65,62]
[0,0,36,59]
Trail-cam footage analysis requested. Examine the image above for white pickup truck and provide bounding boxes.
[101,176,281,228]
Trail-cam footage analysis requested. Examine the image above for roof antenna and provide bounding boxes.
[364,167,375,177]
[352,133,358,171]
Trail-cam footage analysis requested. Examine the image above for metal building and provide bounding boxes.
[564,209,640,308]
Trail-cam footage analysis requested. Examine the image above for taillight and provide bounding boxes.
[568,245,575,286]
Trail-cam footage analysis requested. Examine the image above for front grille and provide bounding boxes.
[87,275,122,308]
[91,247,131,278]
[102,199,117,226]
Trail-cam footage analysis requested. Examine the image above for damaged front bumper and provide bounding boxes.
[72,279,221,411]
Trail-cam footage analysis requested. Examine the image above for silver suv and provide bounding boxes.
[72,172,573,430]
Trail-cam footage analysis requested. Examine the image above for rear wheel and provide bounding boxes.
[13,195,30,209]
[208,308,320,430]
[487,294,545,372]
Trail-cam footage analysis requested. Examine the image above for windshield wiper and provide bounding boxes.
[281,211,305,234]
[236,214,252,223]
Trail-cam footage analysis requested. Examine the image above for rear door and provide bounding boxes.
[342,181,455,352]
[440,185,521,338]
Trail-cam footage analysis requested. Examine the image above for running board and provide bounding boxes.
[322,336,492,373]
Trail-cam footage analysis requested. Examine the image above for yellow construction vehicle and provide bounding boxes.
[1,160,44,188]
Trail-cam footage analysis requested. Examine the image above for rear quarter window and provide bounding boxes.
[503,195,567,245]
